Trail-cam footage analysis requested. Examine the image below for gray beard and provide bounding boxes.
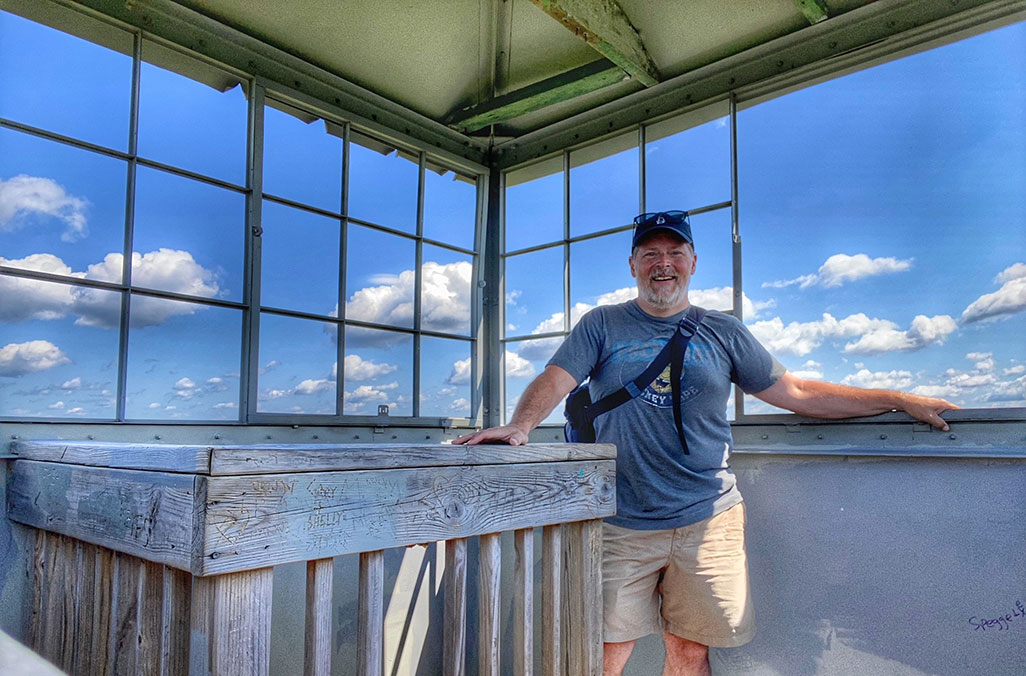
[639,283,686,308]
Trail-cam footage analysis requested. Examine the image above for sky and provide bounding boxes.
[1,11,1024,423]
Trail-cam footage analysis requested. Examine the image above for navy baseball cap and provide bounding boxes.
[631,210,693,248]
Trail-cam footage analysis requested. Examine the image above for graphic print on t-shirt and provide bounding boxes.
[619,357,699,409]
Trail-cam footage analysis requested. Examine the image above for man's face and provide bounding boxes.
[629,232,696,311]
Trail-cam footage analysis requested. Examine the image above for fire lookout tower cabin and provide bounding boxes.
[0,0,1024,674]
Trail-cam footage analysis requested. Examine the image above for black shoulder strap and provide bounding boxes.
[586,305,706,452]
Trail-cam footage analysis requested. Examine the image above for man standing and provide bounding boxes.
[454,210,957,676]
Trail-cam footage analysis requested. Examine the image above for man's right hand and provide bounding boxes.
[453,424,530,446]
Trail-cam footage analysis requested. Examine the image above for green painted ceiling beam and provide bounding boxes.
[446,59,628,133]
[530,0,659,87]
[796,0,830,25]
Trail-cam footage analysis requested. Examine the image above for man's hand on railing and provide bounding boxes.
[453,424,530,446]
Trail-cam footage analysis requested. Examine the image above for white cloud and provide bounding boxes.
[0,254,80,321]
[448,357,472,385]
[148,402,161,409]
[341,354,398,381]
[213,402,237,409]
[842,368,915,390]
[505,350,536,379]
[48,401,65,409]
[450,397,470,412]
[911,384,960,398]
[748,313,895,357]
[60,377,82,390]
[346,261,471,335]
[965,352,992,361]
[1004,365,1026,376]
[0,340,71,376]
[0,175,89,242]
[763,253,913,289]
[346,382,399,404]
[66,407,84,415]
[961,262,1026,323]
[842,315,957,355]
[295,378,333,395]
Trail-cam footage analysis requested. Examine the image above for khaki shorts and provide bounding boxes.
[602,502,755,647]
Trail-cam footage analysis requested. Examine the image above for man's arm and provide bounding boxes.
[453,365,579,445]
[752,372,959,431]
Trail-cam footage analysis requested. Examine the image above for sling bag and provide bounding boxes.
[563,305,707,454]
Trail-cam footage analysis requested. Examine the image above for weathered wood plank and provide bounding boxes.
[566,520,603,676]
[72,541,98,676]
[58,536,77,673]
[39,532,66,665]
[162,566,192,676]
[304,558,334,676]
[30,531,46,655]
[357,550,384,676]
[111,553,141,676]
[92,546,116,676]
[514,528,534,676]
[139,561,165,675]
[443,538,467,676]
[210,568,273,676]
[7,461,200,572]
[11,439,212,473]
[541,525,562,676]
[201,460,615,575]
[209,442,615,475]
[189,576,214,676]
[478,533,502,676]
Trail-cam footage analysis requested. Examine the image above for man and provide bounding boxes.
[454,210,957,676]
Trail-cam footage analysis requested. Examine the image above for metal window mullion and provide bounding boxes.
[562,150,571,335]
[730,92,744,420]
[472,171,488,425]
[338,121,351,417]
[638,124,646,215]
[413,151,426,417]
[241,83,265,423]
[115,31,142,422]
[484,166,503,428]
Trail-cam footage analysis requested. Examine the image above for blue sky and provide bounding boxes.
[1,10,1023,422]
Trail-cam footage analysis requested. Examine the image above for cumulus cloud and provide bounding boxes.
[842,314,957,355]
[60,377,82,390]
[346,261,471,335]
[448,357,472,385]
[295,378,333,395]
[842,368,915,390]
[450,397,470,413]
[763,253,913,289]
[0,340,71,376]
[960,263,1026,323]
[748,313,895,356]
[0,175,89,242]
[505,350,536,379]
[339,354,398,381]
[0,250,220,329]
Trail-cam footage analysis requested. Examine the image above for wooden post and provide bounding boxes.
[566,520,603,676]
[443,538,467,676]
[478,533,502,676]
[541,525,563,676]
[111,552,141,676]
[357,550,384,676]
[162,566,192,676]
[514,528,534,676]
[210,568,274,676]
[304,558,334,676]
[189,576,214,676]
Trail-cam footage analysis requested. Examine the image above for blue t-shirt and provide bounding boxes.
[548,301,785,530]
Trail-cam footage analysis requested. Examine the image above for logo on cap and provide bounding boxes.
[656,215,666,224]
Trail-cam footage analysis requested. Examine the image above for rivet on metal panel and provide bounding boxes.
[761,434,769,440]
[879,434,887,440]
[817,434,824,440]
[154,435,161,440]
[949,434,957,440]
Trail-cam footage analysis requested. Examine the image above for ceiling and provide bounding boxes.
[13,0,1026,167]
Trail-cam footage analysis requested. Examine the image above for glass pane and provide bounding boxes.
[646,115,730,212]
[344,326,412,416]
[348,139,418,233]
[569,133,639,238]
[0,277,119,418]
[504,339,561,425]
[570,231,635,317]
[133,166,244,301]
[421,245,472,336]
[125,297,241,419]
[424,170,476,250]
[419,337,472,418]
[263,106,343,212]
[504,246,564,338]
[260,201,340,315]
[740,22,1026,413]
[505,156,563,252]
[138,53,247,184]
[0,11,131,150]
[257,313,337,414]
[685,209,735,312]
[0,127,127,276]
[345,225,416,328]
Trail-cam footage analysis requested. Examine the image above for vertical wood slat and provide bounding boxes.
[357,550,384,676]
[210,568,274,676]
[73,541,98,676]
[478,533,502,676]
[39,532,64,663]
[162,566,192,676]
[566,520,603,676]
[30,530,47,655]
[304,558,334,676]
[514,528,534,676]
[541,525,563,676]
[443,538,467,676]
[59,536,77,673]
[111,552,141,676]
[139,561,164,675]
[92,545,116,676]
[190,576,214,676]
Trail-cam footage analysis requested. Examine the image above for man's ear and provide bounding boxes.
[629,255,637,278]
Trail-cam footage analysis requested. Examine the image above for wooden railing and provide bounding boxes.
[5,440,616,676]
